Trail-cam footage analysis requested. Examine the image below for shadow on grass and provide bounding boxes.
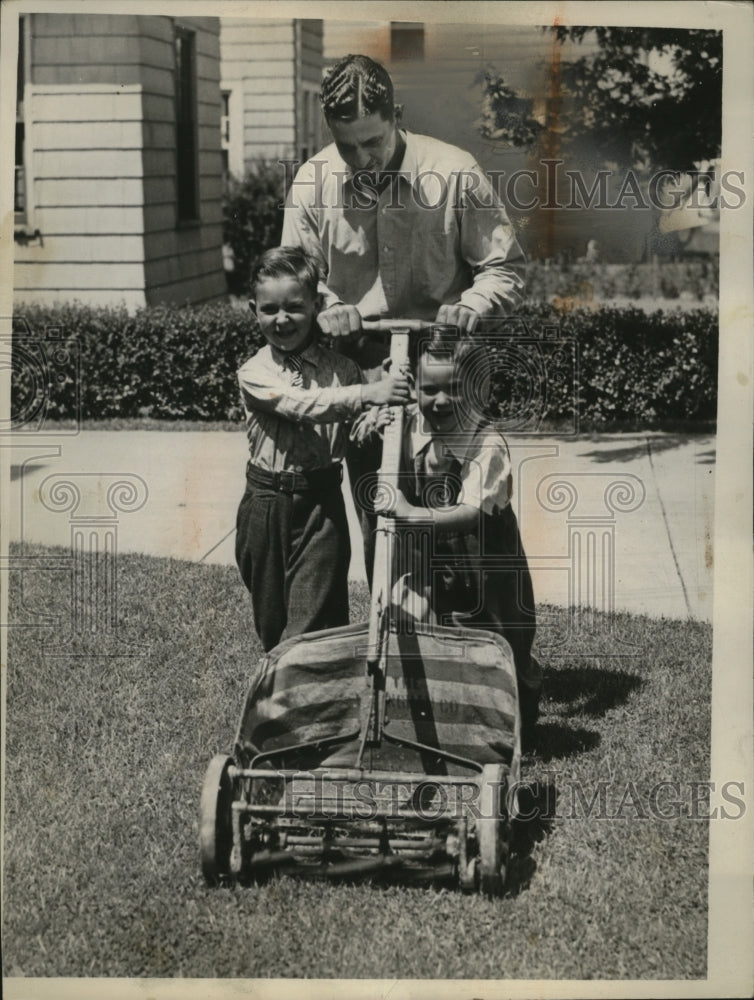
[525,721,601,761]
[507,778,558,897]
[544,665,644,719]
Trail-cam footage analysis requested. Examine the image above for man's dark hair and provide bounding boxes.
[320,54,395,122]
[250,246,320,298]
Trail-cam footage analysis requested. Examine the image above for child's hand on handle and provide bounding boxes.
[362,370,411,406]
[349,405,393,445]
[374,486,413,519]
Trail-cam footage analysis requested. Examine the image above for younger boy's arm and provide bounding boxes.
[377,489,479,533]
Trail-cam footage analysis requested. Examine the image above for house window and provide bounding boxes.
[390,22,424,61]
[174,26,198,222]
[221,89,231,188]
[15,16,27,221]
[300,86,321,163]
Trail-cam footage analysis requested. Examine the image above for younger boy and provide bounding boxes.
[236,246,410,652]
[376,329,542,729]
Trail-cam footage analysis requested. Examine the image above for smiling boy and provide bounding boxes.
[376,330,542,730]
[235,246,410,652]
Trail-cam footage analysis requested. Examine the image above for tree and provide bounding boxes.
[223,159,285,296]
[477,27,722,174]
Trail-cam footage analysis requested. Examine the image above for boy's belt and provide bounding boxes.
[246,462,343,494]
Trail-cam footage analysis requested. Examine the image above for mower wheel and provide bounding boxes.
[200,754,235,885]
[476,763,509,897]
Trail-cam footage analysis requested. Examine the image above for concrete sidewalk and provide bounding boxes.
[7,429,715,622]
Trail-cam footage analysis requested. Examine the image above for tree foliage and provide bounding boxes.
[223,159,285,296]
[477,27,722,172]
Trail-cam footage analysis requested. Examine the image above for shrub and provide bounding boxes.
[223,159,285,296]
[11,301,718,430]
[11,302,264,423]
[524,258,719,303]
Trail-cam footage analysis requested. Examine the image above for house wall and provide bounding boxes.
[13,13,226,310]
[297,20,324,163]
[220,19,297,168]
[137,16,225,306]
[15,15,147,309]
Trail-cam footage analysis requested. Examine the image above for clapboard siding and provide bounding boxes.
[14,235,145,263]
[140,16,225,304]
[35,149,144,178]
[37,177,145,207]
[35,206,146,235]
[16,261,145,289]
[145,270,227,305]
[33,34,142,67]
[34,13,141,38]
[15,14,225,311]
[30,85,144,122]
[144,223,223,255]
[34,120,143,149]
[220,19,304,165]
[300,20,323,84]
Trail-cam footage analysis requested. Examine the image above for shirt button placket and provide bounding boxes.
[379,189,396,302]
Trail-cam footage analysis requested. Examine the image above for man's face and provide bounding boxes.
[328,112,399,174]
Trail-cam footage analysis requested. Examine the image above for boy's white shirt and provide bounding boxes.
[404,407,513,515]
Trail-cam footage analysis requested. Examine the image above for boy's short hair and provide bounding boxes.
[320,54,394,122]
[417,326,493,414]
[251,246,321,298]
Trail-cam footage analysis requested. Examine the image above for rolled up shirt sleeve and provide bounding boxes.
[238,361,363,425]
[282,160,343,311]
[456,163,526,317]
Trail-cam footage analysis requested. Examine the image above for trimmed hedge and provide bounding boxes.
[526,259,719,304]
[12,302,264,423]
[11,301,717,429]
[490,303,718,428]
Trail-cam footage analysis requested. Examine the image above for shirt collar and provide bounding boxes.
[337,130,417,187]
[269,338,320,369]
[410,409,480,464]
[395,130,420,181]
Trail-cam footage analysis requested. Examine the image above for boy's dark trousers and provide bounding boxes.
[235,463,350,652]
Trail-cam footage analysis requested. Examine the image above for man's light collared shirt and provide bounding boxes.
[282,130,526,321]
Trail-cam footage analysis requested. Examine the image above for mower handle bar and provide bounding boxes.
[360,318,432,334]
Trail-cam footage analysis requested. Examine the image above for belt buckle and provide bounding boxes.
[278,470,297,493]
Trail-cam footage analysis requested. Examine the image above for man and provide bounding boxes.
[281,53,526,577]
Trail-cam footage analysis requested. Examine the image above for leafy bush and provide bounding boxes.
[509,303,718,428]
[12,302,264,422]
[525,259,719,303]
[223,159,285,296]
[11,302,718,429]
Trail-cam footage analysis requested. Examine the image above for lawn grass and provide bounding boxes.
[3,543,711,980]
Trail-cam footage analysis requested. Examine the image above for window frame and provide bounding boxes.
[390,21,425,62]
[173,24,200,225]
[15,14,34,232]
